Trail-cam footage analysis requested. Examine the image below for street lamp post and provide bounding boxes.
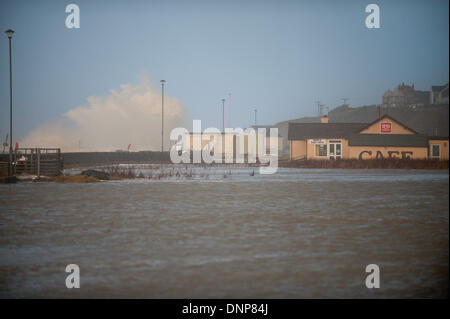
[5,29,14,176]
[254,108,257,126]
[160,80,165,168]
[228,93,231,128]
[221,99,225,133]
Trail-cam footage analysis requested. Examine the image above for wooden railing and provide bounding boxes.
[0,162,8,177]
[13,148,63,177]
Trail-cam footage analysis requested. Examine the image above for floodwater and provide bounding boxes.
[0,168,448,298]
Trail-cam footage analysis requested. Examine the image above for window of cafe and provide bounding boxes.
[431,144,441,159]
[315,144,327,157]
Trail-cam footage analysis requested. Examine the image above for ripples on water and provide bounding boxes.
[0,168,448,298]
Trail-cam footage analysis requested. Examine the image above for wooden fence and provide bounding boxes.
[0,162,7,177]
[12,148,63,177]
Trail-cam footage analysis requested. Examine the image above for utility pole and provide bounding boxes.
[5,29,14,176]
[228,93,231,128]
[254,108,257,126]
[221,98,225,133]
[316,101,325,117]
[160,80,165,168]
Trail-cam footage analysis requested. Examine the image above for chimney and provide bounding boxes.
[377,105,381,119]
[320,115,329,124]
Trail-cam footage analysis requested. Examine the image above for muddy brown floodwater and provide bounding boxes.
[0,168,448,298]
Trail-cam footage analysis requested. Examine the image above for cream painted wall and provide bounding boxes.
[290,140,306,160]
[429,140,449,160]
[290,138,431,160]
[290,139,349,160]
[307,139,350,159]
[348,146,428,159]
[359,119,415,134]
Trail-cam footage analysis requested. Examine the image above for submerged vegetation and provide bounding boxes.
[39,165,226,183]
[20,159,449,184]
[45,174,100,183]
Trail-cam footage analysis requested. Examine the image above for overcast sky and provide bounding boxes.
[1,0,448,143]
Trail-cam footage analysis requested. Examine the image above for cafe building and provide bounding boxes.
[288,114,449,160]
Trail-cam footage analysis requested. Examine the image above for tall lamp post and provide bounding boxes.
[228,93,231,128]
[160,80,165,168]
[5,29,14,176]
[221,98,225,133]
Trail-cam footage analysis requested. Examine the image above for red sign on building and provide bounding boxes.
[380,122,392,133]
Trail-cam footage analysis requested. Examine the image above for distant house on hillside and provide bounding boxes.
[382,83,430,109]
[430,83,449,104]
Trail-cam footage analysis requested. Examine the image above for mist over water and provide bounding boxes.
[19,73,188,152]
[0,169,448,298]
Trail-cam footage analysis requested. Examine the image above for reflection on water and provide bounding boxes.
[0,168,448,298]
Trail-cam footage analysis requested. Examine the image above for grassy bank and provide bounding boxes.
[43,174,101,183]
[279,159,449,169]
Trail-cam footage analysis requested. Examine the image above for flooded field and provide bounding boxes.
[0,168,448,298]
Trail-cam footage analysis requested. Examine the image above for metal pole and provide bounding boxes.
[221,99,225,133]
[160,80,165,169]
[228,93,231,128]
[8,36,12,176]
[161,82,164,153]
[37,149,40,178]
[254,109,257,126]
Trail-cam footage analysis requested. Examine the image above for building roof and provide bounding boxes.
[431,84,449,93]
[250,125,282,137]
[348,134,429,147]
[356,114,419,134]
[428,136,449,140]
[288,115,440,144]
[288,122,367,140]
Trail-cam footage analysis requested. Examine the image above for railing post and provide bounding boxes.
[37,148,40,178]
[57,148,61,175]
[13,147,16,176]
[30,149,34,174]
